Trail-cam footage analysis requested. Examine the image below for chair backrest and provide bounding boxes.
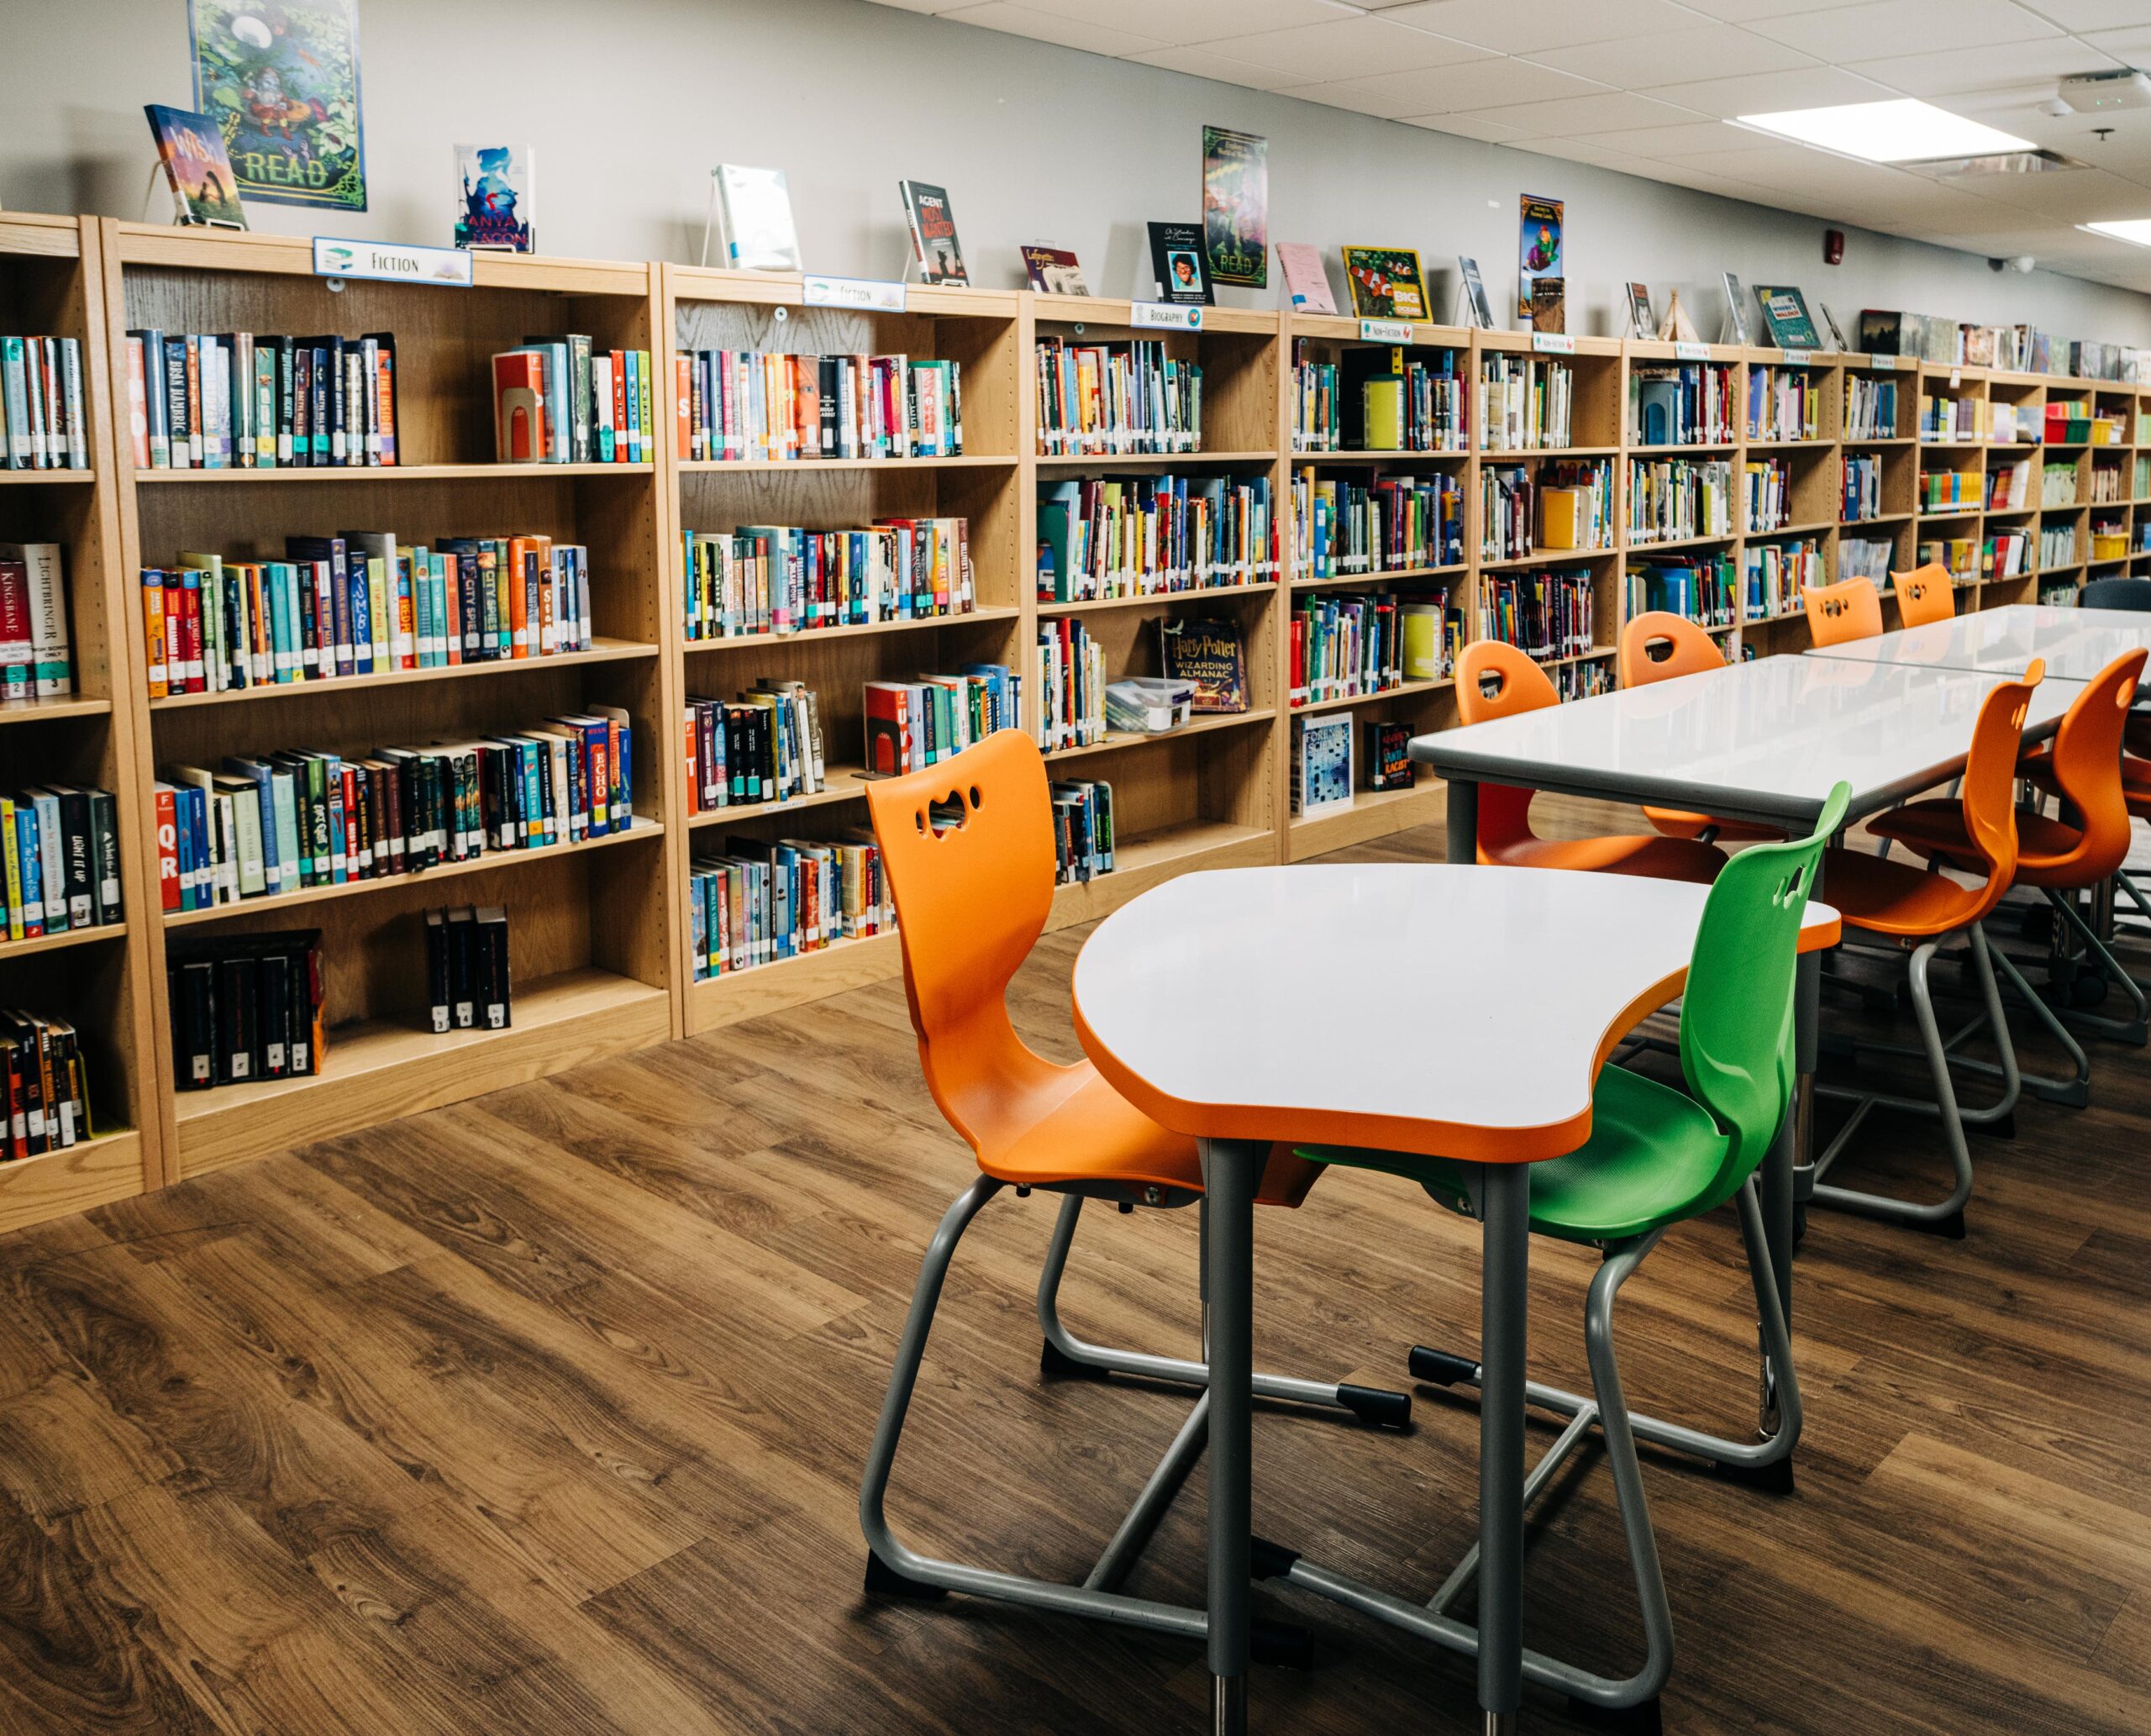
[864,729,1062,1155]
[2036,649,2145,884]
[1891,563,1955,629]
[1802,576,1884,647]
[1619,611,1721,688]
[2081,576,2151,613]
[1455,640,1558,860]
[1679,781,1849,1213]
[1950,662,2047,923]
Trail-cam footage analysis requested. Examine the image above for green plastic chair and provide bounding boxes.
[1289,780,1850,1728]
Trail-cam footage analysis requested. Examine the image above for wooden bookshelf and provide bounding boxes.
[0,214,160,1229]
[98,222,680,1181]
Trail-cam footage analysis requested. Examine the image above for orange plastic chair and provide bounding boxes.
[1803,576,1884,647]
[1891,564,1956,628]
[1810,665,2045,1236]
[1618,612,1782,844]
[858,731,1405,1623]
[1455,639,1723,884]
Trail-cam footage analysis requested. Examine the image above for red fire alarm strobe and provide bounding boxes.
[1825,229,1845,266]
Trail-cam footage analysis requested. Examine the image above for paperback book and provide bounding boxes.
[123,328,399,470]
[1020,245,1088,295]
[144,104,247,228]
[0,1011,96,1158]
[1343,248,1428,321]
[1276,244,1335,313]
[1148,222,1212,305]
[453,145,534,251]
[1291,713,1354,818]
[0,336,90,471]
[2,785,122,939]
[898,181,968,285]
[714,165,802,271]
[1754,284,1822,351]
[1159,615,1248,713]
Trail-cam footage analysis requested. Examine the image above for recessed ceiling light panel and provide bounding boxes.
[1731,98,2035,165]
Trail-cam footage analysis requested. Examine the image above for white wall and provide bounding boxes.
[12,0,2151,345]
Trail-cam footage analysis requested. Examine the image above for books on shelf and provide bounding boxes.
[1291,592,1403,708]
[1748,365,1819,442]
[1290,713,1353,818]
[1987,457,2033,510]
[1159,615,1248,713]
[683,517,971,639]
[1035,337,1200,457]
[1293,470,1463,580]
[1743,537,1822,620]
[1919,536,1978,582]
[1,1010,95,1157]
[1919,392,1987,444]
[690,834,890,981]
[3,786,122,939]
[1841,454,1883,522]
[681,350,961,462]
[140,532,595,698]
[1479,570,1594,663]
[1839,537,1894,583]
[1920,468,1980,511]
[1035,618,1105,750]
[2041,462,2080,508]
[2040,522,2079,571]
[0,542,71,700]
[165,929,323,1089]
[125,329,397,470]
[1400,597,1462,681]
[154,711,633,913]
[1049,781,1115,885]
[1293,355,1339,453]
[1365,719,1416,792]
[1625,553,1736,629]
[1,337,88,470]
[1038,474,1274,602]
[2091,461,2126,505]
[425,907,511,1032]
[686,682,828,813]
[1481,464,1534,562]
[1103,677,1191,736]
[1744,457,1790,533]
[1843,376,1899,440]
[864,667,1020,775]
[1984,527,2033,581]
[1538,460,1614,550]
[493,337,654,465]
[1989,401,2036,445]
[1553,660,1613,702]
[1629,360,1733,446]
[1478,353,1572,451]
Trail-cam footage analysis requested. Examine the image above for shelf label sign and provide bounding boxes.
[1780,349,1812,366]
[1868,353,1912,369]
[311,238,472,287]
[1673,341,1711,360]
[803,275,907,313]
[1531,332,1575,355]
[1359,317,1412,344]
[1133,302,1203,332]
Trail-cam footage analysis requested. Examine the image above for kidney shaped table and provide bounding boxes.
[1072,862,1839,1735]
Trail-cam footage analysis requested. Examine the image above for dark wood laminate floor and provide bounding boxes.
[2,805,2148,1734]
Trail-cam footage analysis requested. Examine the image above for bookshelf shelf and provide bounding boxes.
[1749,520,1837,539]
[0,469,95,485]
[679,455,1014,474]
[1286,779,1447,860]
[1034,450,1279,469]
[1047,818,1272,928]
[146,637,660,709]
[1044,707,1277,765]
[1296,449,1469,464]
[1037,581,1275,616]
[1630,442,1738,455]
[0,923,129,964]
[1630,531,1738,554]
[1293,563,1465,591]
[683,604,1023,653]
[686,771,872,828]
[135,462,656,483]
[161,819,663,928]
[1293,676,1449,716]
[1480,445,1620,460]
[0,695,113,724]
[1481,547,1617,571]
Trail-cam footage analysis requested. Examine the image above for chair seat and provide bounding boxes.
[1870,797,2082,886]
[1486,833,1724,885]
[2021,741,2151,814]
[1641,804,1785,844]
[986,1061,1319,1207]
[1296,1064,1730,1244]
[1817,843,1991,938]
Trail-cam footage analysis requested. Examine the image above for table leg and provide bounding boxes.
[1446,776,1479,866]
[1477,1162,1530,1734]
[1199,1138,1258,1736]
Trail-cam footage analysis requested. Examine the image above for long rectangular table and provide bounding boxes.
[1803,602,2151,688]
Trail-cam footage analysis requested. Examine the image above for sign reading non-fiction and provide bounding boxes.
[1359,318,1412,344]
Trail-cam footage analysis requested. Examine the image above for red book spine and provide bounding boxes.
[611,352,628,462]
[155,787,180,910]
[674,355,691,460]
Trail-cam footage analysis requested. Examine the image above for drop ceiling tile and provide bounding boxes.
[2036,0,2151,26]
[1453,89,1711,135]
[1410,113,1534,142]
[1673,0,1894,18]
[863,0,955,12]
[1217,13,1496,78]
[1517,137,1660,172]
[1637,65,1904,117]
[1304,56,1606,118]
[1122,44,1312,89]
[1625,160,1788,205]
[1563,119,1794,156]
[2080,25,2151,55]
[934,3,1165,54]
[1523,24,1822,86]
[1746,0,2061,61]
[1370,0,1697,55]
[1930,165,2151,220]
[1843,37,2127,99]
[1274,76,1438,118]
[1007,0,1355,41]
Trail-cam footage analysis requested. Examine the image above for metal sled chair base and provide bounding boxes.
[1247,1181,1796,1734]
[860,1176,1409,1656]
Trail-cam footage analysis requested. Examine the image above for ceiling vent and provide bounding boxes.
[1906,149,2089,178]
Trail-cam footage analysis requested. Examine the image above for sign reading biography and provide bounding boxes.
[1133,302,1204,332]
[192,0,366,211]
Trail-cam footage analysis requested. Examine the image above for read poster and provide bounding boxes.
[192,0,367,211]
[1518,194,1563,318]
[1202,125,1268,289]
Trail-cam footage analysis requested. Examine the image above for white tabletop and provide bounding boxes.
[1803,602,2151,689]
[1414,655,2072,829]
[1072,864,1838,1164]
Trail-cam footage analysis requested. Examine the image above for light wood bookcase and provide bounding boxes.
[3,215,2149,1220]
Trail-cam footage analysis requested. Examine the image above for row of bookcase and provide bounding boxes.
[8,211,2151,1234]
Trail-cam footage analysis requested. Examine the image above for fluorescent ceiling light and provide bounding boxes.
[1732,98,2034,165]
[2080,218,2151,248]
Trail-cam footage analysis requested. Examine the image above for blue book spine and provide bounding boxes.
[323,756,347,881]
[349,557,373,676]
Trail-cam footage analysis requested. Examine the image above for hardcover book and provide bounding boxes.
[1342,248,1428,321]
[714,165,801,271]
[1202,125,1268,288]
[454,145,534,252]
[1275,243,1335,313]
[1159,616,1247,713]
[144,105,247,229]
[898,181,968,285]
[1148,222,1212,305]
[1458,256,1494,330]
[1530,276,1566,335]
[1626,281,1657,339]
[1720,272,1751,345]
[1020,245,1088,296]
[1365,718,1416,792]
[1291,713,1354,818]
[1754,284,1822,350]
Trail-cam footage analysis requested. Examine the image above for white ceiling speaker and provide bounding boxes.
[2057,70,2151,113]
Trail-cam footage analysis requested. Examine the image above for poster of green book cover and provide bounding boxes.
[191,0,366,211]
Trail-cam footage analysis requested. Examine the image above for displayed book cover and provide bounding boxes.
[715,165,802,271]
[1342,248,1428,321]
[898,180,968,285]
[454,145,534,251]
[1148,221,1212,305]
[1721,271,1751,344]
[1275,243,1335,313]
[1291,713,1354,818]
[189,0,365,213]
[1817,302,1849,351]
[1626,281,1657,339]
[144,104,248,229]
[1754,284,1821,350]
[1530,276,1566,335]
[1159,616,1247,713]
[1202,124,1267,288]
[1517,195,1562,318]
[1364,719,1416,792]
[1020,245,1089,296]
[1458,256,1493,330]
